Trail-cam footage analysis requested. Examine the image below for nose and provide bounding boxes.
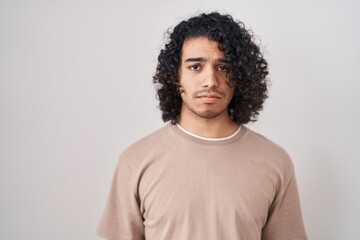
[202,67,218,89]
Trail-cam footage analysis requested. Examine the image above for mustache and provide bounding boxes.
[192,89,226,98]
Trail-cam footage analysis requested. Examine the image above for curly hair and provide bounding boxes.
[153,12,269,124]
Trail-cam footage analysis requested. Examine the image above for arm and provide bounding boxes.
[97,155,145,240]
[262,169,307,240]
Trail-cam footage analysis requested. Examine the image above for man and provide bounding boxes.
[97,12,307,240]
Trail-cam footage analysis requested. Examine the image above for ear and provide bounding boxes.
[177,84,185,94]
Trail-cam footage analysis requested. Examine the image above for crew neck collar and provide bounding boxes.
[176,123,241,141]
[168,123,246,146]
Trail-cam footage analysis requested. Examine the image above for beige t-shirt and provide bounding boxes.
[97,124,307,240]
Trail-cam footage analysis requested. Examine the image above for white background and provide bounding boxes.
[1,0,359,239]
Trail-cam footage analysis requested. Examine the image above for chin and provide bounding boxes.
[195,109,227,119]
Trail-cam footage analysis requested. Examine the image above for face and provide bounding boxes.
[178,37,235,121]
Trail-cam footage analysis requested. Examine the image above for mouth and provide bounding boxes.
[196,94,221,99]
[196,94,221,103]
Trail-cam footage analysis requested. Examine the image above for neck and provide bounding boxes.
[177,110,239,139]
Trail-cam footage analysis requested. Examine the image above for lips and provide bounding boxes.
[199,94,220,98]
[197,94,221,99]
[197,94,221,103]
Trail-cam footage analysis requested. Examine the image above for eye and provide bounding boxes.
[217,65,227,72]
[189,65,201,71]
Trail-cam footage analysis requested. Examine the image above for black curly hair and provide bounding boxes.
[153,12,269,124]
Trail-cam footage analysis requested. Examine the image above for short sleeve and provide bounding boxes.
[97,155,145,240]
[261,169,307,240]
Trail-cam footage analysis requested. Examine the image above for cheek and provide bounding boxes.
[180,77,197,92]
[226,87,235,100]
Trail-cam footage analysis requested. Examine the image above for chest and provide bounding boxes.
[138,152,277,232]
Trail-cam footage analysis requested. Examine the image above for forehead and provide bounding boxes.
[181,37,224,59]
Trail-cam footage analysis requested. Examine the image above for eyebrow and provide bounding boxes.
[184,57,228,63]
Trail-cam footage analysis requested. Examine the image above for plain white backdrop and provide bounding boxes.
[1,0,359,239]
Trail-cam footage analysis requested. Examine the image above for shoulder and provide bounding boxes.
[241,126,294,171]
[117,124,171,164]
[126,124,170,151]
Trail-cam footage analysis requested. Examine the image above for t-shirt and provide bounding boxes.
[97,124,307,240]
